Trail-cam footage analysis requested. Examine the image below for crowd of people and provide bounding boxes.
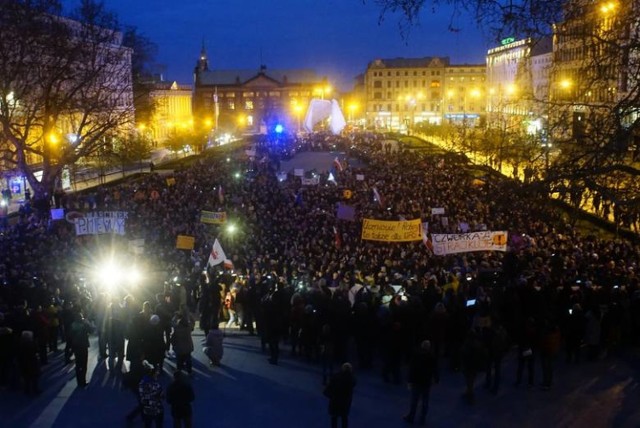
[0,130,639,426]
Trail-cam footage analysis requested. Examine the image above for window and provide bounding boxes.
[242,92,255,97]
[373,80,383,88]
[373,92,382,99]
[228,101,235,110]
[245,100,254,110]
[430,80,441,88]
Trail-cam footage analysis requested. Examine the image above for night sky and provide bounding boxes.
[63,0,489,91]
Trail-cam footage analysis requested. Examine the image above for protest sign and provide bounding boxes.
[200,210,227,224]
[431,231,508,255]
[176,235,195,250]
[361,218,422,242]
[74,211,127,236]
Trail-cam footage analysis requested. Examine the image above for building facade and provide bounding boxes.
[144,81,193,144]
[193,47,329,135]
[363,57,485,130]
[486,37,553,133]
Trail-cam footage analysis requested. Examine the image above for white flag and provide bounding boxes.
[208,239,226,267]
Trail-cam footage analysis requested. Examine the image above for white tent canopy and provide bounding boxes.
[303,98,346,135]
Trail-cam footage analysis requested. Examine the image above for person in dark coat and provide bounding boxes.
[70,312,92,387]
[171,315,194,374]
[18,330,40,395]
[403,340,437,425]
[324,362,356,428]
[166,370,195,428]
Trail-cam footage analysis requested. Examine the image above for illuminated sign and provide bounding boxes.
[501,37,515,45]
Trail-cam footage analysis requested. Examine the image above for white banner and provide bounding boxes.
[294,168,304,177]
[74,211,127,236]
[301,177,320,185]
[431,231,508,255]
[431,207,445,215]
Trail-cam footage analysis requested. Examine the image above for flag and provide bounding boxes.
[333,226,342,249]
[218,185,224,204]
[333,157,343,172]
[328,172,337,185]
[421,222,433,254]
[223,259,234,270]
[372,186,384,207]
[208,239,226,267]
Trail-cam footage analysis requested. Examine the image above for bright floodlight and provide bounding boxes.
[227,223,237,234]
[97,262,121,293]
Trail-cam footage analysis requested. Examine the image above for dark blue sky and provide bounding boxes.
[64,0,490,91]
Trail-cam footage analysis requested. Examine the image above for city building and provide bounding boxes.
[363,57,486,131]
[140,81,193,145]
[550,0,632,140]
[192,45,330,135]
[485,37,553,133]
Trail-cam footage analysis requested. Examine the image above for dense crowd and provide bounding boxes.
[0,131,639,425]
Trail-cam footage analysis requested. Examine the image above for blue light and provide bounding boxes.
[274,124,284,134]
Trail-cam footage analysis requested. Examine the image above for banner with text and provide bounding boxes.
[74,211,127,236]
[301,177,320,186]
[361,218,422,242]
[200,210,227,224]
[431,231,508,255]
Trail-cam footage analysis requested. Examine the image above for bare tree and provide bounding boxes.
[0,0,133,209]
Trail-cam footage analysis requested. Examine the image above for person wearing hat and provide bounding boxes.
[323,362,356,428]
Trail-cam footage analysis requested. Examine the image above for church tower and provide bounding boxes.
[196,40,209,72]
[194,40,209,85]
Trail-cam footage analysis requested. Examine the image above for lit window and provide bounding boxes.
[245,100,253,110]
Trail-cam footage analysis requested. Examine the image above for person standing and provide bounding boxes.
[324,362,356,428]
[171,315,194,374]
[18,331,41,395]
[139,363,164,428]
[203,324,224,366]
[70,312,92,388]
[166,370,195,428]
[403,340,437,425]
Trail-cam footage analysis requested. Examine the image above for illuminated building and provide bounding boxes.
[144,81,193,144]
[486,37,553,134]
[363,57,485,131]
[551,0,633,140]
[192,45,329,134]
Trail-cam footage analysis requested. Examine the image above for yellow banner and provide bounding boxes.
[361,218,422,242]
[166,177,176,187]
[176,235,195,250]
[200,210,227,224]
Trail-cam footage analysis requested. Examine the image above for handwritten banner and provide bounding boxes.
[74,211,127,236]
[200,210,227,224]
[431,231,508,255]
[361,218,422,242]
